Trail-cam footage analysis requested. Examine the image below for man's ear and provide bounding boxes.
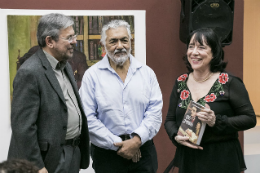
[100,43,106,53]
[102,46,106,53]
[45,36,54,48]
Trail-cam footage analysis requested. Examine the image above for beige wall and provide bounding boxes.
[244,2,260,172]
[244,0,260,116]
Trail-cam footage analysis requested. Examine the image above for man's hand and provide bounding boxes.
[132,149,141,163]
[39,167,48,173]
[114,135,142,160]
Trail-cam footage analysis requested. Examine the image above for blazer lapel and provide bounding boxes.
[36,49,66,105]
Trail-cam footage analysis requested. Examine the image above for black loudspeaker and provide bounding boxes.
[179,0,234,46]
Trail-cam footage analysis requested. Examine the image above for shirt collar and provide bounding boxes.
[98,54,143,72]
[43,50,66,70]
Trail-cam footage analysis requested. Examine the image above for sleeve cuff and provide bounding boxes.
[211,114,228,134]
[171,133,180,147]
[109,135,123,151]
[132,127,149,145]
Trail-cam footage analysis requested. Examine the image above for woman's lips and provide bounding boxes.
[191,58,201,64]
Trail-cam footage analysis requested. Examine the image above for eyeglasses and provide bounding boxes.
[60,35,77,43]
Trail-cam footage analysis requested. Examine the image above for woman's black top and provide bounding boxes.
[164,73,256,173]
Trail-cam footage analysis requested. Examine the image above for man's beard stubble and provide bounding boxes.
[53,45,75,62]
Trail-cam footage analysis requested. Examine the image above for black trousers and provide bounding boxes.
[91,140,158,173]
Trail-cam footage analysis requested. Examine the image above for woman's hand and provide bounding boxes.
[197,104,216,127]
[174,135,203,150]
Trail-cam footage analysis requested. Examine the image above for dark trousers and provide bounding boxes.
[54,145,81,173]
[91,140,158,173]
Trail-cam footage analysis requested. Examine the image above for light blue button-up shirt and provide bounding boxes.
[79,54,163,151]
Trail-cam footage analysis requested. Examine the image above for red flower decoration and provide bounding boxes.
[180,90,190,100]
[218,73,229,84]
[204,93,217,102]
[177,74,188,82]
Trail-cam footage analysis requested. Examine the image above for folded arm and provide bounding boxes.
[131,71,163,145]
[79,72,122,151]
[211,77,256,134]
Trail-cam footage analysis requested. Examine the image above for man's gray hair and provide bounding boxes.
[100,20,132,46]
[37,13,74,47]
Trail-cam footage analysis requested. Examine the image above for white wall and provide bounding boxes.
[244,124,260,173]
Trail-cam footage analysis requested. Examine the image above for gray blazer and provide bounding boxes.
[8,49,90,172]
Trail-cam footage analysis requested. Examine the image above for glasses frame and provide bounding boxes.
[60,35,77,43]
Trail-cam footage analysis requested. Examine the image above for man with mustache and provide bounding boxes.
[8,13,90,173]
[79,20,163,173]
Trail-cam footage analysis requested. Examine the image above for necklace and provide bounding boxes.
[192,72,213,83]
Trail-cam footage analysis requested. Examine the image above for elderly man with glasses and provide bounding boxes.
[8,13,90,173]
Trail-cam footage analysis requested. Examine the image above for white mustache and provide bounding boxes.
[114,49,127,54]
